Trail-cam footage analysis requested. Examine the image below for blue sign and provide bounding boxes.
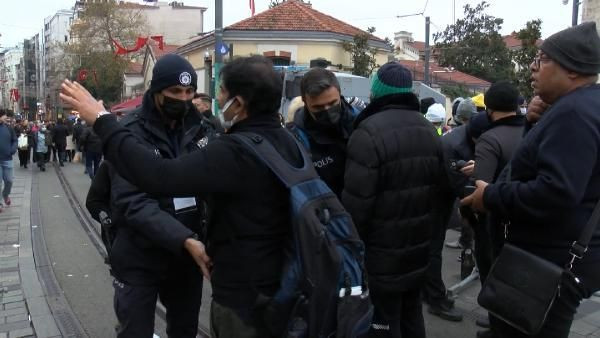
[216,43,230,56]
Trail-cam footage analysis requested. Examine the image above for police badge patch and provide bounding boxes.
[179,72,192,86]
[196,137,209,148]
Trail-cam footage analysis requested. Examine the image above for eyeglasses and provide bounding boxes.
[532,55,552,69]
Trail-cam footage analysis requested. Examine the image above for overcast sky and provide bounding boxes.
[0,0,578,49]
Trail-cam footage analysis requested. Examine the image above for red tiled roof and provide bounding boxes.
[125,62,143,74]
[227,0,385,42]
[503,33,543,49]
[110,95,143,113]
[149,40,180,59]
[397,60,490,87]
[407,41,426,52]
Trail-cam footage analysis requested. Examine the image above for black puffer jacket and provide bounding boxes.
[342,93,446,293]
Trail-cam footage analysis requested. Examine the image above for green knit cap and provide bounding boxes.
[370,62,413,100]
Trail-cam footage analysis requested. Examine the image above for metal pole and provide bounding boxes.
[572,0,579,26]
[213,0,223,116]
[424,16,431,86]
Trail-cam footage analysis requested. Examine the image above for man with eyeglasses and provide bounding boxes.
[462,22,600,338]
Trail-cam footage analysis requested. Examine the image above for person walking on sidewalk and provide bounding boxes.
[33,125,49,172]
[52,118,69,166]
[0,112,17,211]
[80,125,102,179]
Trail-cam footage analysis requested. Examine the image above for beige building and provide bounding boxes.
[583,0,600,32]
[176,0,391,94]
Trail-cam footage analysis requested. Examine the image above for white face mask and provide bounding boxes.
[520,107,527,115]
[219,97,239,129]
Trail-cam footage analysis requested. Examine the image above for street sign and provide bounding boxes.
[216,43,230,56]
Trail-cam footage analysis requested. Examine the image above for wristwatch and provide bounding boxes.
[97,111,111,119]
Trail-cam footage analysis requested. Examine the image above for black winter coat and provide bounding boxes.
[52,123,69,146]
[80,126,103,154]
[483,85,600,293]
[289,98,357,196]
[103,95,217,286]
[94,112,302,309]
[441,125,475,199]
[342,93,446,293]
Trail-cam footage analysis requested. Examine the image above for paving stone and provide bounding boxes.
[30,314,60,337]
[0,307,27,318]
[2,302,24,311]
[571,319,597,335]
[0,296,24,305]
[5,314,28,324]
[0,332,6,338]
[0,321,29,332]
[24,297,49,317]
[1,291,21,299]
[8,326,33,338]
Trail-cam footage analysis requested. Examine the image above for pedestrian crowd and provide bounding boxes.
[54,22,599,338]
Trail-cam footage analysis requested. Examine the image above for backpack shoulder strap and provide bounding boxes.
[230,130,318,188]
[288,123,311,151]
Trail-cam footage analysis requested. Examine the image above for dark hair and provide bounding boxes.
[300,68,340,98]
[220,56,282,116]
[194,92,212,103]
[420,97,435,115]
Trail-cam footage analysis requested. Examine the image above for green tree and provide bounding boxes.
[62,1,148,105]
[510,19,542,100]
[441,84,474,100]
[343,27,379,77]
[434,1,514,83]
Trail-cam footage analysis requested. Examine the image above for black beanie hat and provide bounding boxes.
[149,54,197,94]
[484,80,520,112]
[540,22,600,75]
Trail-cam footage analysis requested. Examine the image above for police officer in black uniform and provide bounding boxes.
[287,67,358,196]
[94,54,216,338]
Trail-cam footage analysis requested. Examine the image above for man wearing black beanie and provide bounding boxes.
[93,53,217,337]
[463,22,600,338]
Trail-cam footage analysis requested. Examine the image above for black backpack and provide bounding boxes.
[231,131,373,338]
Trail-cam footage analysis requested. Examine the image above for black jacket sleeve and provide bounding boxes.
[86,161,112,223]
[484,106,598,221]
[110,171,194,255]
[441,139,470,198]
[473,133,500,184]
[94,115,247,197]
[341,127,380,239]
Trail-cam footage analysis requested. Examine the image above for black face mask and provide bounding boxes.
[161,95,193,121]
[311,103,342,127]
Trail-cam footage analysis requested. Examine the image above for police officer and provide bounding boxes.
[95,54,216,338]
[287,67,359,196]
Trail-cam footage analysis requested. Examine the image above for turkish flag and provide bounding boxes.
[151,35,164,50]
[130,37,148,52]
[112,39,129,55]
[78,69,88,82]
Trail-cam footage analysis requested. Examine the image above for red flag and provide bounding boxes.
[249,0,255,16]
[9,89,19,102]
[151,35,164,50]
[111,38,129,55]
[131,37,148,52]
[78,69,88,82]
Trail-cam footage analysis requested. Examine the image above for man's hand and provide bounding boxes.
[184,238,212,280]
[59,79,105,126]
[460,180,489,212]
[526,96,550,124]
[460,160,475,177]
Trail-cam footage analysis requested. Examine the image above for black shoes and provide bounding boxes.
[427,299,463,322]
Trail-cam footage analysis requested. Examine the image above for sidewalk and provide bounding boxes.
[0,165,60,338]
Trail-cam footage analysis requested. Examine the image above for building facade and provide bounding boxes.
[43,9,74,119]
[0,45,24,114]
[583,0,600,31]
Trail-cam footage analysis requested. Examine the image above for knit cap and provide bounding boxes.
[455,98,477,123]
[370,62,413,100]
[540,22,600,75]
[484,80,520,112]
[149,54,197,94]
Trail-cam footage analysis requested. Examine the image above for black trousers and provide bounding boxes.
[113,265,203,338]
[17,149,30,166]
[369,287,425,338]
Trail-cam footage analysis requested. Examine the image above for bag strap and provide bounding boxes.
[229,130,318,188]
[568,199,600,267]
